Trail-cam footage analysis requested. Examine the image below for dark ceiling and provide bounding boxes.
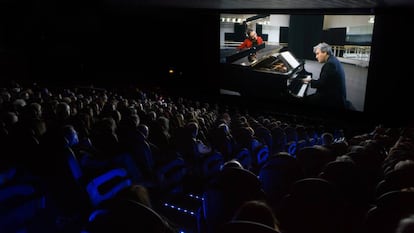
[130,0,413,10]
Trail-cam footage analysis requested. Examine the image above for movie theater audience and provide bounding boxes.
[1,80,414,233]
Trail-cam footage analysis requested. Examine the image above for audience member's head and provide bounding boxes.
[221,112,231,124]
[394,159,414,171]
[218,123,230,135]
[62,124,79,147]
[321,132,334,146]
[129,184,152,208]
[56,102,71,121]
[395,214,414,233]
[187,121,199,138]
[138,124,150,138]
[221,159,243,170]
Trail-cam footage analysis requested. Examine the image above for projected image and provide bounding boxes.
[219,13,375,112]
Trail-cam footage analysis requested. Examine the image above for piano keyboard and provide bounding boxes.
[296,83,308,97]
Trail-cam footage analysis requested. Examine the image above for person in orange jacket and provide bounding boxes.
[237,28,264,50]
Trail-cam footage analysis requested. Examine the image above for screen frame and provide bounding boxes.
[218,9,377,119]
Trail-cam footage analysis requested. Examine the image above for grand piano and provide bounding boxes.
[219,44,312,103]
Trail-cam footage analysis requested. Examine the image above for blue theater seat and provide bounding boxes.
[0,182,47,233]
[85,168,132,207]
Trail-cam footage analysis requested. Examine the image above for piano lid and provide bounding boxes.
[223,44,283,65]
[251,50,304,76]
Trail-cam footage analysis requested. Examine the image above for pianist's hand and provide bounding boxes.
[302,76,312,84]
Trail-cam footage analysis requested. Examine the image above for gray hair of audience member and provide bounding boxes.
[137,124,149,138]
[394,159,414,171]
[395,214,414,233]
[321,132,334,145]
[313,42,333,56]
[220,159,243,171]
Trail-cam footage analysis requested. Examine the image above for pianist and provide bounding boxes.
[302,42,347,109]
[237,28,264,50]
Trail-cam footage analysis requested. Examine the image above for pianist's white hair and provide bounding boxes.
[313,42,333,55]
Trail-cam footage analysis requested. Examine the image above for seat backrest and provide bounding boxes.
[232,127,254,152]
[375,168,414,199]
[112,152,144,184]
[271,127,287,154]
[284,126,298,143]
[286,141,297,157]
[202,151,225,180]
[255,127,273,153]
[0,167,17,186]
[156,157,187,195]
[295,145,335,177]
[134,140,155,179]
[219,220,280,233]
[202,167,264,233]
[258,153,303,211]
[86,199,174,233]
[255,145,269,170]
[365,191,414,233]
[64,146,83,181]
[86,168,132,207]
[0,183,46,233]
[319,160,366,204]
[296,139,308,154]
[278,177,345,233]
[209,126,234,160]
[234,148,252,170]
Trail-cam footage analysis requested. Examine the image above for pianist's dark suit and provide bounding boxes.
[307,55,347,109]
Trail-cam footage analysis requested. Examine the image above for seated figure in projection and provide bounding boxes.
[237,28,264,50]
[302,42,347,109]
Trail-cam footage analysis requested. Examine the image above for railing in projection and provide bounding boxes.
[331,45,371,67]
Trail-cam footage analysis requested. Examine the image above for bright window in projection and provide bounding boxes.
[219,13,375,112]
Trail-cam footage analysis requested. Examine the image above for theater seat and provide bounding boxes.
[86,168,132,207]
[155,157,187,196]
[254,145,269,171]
[219,220,280,233]
[202,151,225,180]
[200,167,265,233]
[85,199,175,233]
[0,183,47,233]
[364,191,414,233]
[234,148,252,170]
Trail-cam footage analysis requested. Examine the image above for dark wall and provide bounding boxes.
[280,26,289,43]
[0,0,104,86]
[364,7,414,125]
[91,6,219,96]
[288,15,324,60]
[322,27,346,46]
[0,2,219,91]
